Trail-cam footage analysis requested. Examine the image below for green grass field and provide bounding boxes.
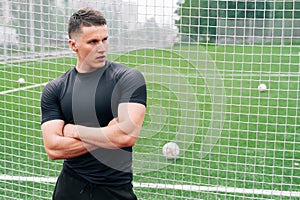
[0,44,299,200]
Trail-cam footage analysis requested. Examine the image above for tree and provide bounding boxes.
[175,0,201,41]
[273,1,299,19]
[175,0,220,42]
[175,0,273,42]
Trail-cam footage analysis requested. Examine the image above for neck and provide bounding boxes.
[76,63,106,73]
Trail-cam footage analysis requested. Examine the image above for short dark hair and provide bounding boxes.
[68,7,107,39]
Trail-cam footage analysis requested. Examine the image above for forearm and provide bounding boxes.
[63,103,146,149]
[44,135,97,160]
[41,120,98,160]
[75,122,140,149]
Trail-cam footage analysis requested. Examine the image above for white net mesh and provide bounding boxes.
[0,0,299,199]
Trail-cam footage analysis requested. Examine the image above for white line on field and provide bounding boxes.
[0,82,48,95]
[134,182,300,197]
[0,175,299,197]
[0,175,56,183]
[144,72,300,78]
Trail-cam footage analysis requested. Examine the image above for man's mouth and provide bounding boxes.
[96,55,106,61]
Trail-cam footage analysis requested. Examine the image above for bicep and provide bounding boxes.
[105,103,145,147]
[118,103,146,131]
[41,120,94,160]
[117,69,146,125]
[41,120,65,148]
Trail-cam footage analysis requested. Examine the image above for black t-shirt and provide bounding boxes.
[41,61,147,185]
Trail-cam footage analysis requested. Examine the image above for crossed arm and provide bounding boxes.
[41,103,146,160]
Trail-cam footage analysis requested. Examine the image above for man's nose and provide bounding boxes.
[97,42,106,52]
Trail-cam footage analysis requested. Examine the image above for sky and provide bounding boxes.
[123,0,182,26]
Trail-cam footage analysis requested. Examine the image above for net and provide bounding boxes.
[0,0,299,199]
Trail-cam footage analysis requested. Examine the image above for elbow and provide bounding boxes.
[118,131,139,148]
[117,139,137,148]
[43,144,63,160]
[45,149,60,160]
[45,147,65,160]
[124,137,138,147]
[48,155,59,161]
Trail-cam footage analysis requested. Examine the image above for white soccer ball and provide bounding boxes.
[18,78,25,84]
[258,83,267,92]
[162,142,180,159]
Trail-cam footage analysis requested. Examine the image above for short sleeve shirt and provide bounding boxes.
[41,61,147,185]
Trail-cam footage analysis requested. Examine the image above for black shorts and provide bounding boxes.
[52,164,137,200]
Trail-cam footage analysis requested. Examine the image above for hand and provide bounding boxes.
[63,124,79,139]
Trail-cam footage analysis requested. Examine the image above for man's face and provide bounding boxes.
[69,25,109,72]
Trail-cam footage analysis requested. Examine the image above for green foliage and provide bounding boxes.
[175,1,299,42]
[273,1,300,19]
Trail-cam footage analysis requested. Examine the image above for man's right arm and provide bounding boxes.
[41,119,97,160]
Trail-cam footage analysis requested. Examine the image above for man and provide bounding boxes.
[41,7,147,200]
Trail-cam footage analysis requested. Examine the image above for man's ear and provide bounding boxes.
[68,39,78,52]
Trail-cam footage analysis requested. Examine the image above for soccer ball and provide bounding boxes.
[258,83,267,92]
[162,142,180,159]
[18,78,25,84]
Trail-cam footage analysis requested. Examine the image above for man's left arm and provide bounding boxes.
[63,102,146,149]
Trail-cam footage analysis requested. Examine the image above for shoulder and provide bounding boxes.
[108,61,144,80]
[108,62,147,106]
[42,68,76,96]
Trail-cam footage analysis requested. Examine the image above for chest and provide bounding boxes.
[60,74,119,127]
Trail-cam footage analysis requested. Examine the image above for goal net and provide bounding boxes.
[0,0,299,199]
